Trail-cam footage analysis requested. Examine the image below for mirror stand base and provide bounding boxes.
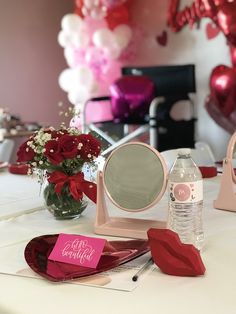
[214,155,236,212]
[95,217,166,239]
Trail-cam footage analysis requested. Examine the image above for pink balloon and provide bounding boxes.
[98,59,121,94]
[85,46,108,77]
[64,47,86,67]
[73,48,86,66]
[101,0,127,9]
[105,59,121,78]
[84,16,108,38]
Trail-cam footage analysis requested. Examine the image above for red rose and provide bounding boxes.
[44,140,63,165]
[77,134,101,161]
[17,141,35,162]
[59,134,78,159]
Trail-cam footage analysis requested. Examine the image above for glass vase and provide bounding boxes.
[43,181,88,220]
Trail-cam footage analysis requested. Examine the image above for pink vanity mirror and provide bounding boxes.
[95,142,168,239]
[214,132,236,212]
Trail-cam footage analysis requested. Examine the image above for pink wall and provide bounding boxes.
[0,0,231,159]
[0,0,74,127]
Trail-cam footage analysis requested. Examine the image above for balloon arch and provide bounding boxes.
[58,0,134,113]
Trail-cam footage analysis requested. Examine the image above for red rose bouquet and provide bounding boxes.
[17,126,101,219]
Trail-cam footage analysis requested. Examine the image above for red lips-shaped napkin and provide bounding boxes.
[147,228,205,277]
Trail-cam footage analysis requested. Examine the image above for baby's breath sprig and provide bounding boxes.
[57,102,79,128]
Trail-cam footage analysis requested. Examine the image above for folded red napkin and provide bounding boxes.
[199,163,236,178]
[199,166,218,178]
[8,163,29,175]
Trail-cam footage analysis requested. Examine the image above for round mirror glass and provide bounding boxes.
[103,143,167,211]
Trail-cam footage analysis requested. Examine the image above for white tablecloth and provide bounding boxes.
[1,172,236,314]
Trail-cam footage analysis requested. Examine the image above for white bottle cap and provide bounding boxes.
[177,148,191,156]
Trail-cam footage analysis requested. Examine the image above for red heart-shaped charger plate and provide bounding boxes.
[24,234,149,282]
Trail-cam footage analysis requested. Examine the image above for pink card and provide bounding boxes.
[48,233,106,269]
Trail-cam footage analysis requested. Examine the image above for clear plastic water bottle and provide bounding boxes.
[167,148,204,250]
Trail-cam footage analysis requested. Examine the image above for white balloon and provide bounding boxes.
[92,25,132,60]
[61,14,82,33]
[74,66,94,87]
[68,88,89,105]
[89,80,99,94]
[61,66,100,105]
[81,6,89,17]
[84,0,94,9]
[64,48,76,67]
[57,30,72,48]
[58,69,75,92]
[114,24,132,39]
[93,28,113,48]
[114,24,132,50]
[104,46,121,59]
[71,30,90,48]
[90,7,106,20]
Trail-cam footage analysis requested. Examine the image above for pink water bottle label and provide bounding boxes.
[169,180,203,204]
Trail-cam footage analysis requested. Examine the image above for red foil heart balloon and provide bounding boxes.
[230,46,236,68]
[215,2,236,46]
[167,0,236,133]
[210,65,236,117]
[205,95,236,134]
[147,228,205,277]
